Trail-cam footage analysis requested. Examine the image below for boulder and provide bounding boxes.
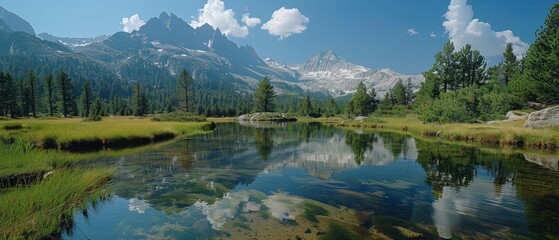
[237,112,297,122]
[487,111,528,124]
[525,106,559,128]
[355,116,367,122]
[505,111,528,120]
[528,101,547,110]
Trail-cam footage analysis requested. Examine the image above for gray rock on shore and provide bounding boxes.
[487,111,528,125]
[525,106,559,128]
[237,112,297,122]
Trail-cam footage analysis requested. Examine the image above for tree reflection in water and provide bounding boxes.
[69,123,559,239]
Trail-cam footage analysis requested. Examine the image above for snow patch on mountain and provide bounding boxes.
[264,50,424,97]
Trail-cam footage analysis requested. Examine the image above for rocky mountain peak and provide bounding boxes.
[0,6,35,35]
[298,49,356,73]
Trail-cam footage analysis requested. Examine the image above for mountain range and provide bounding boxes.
[0,6,423,99]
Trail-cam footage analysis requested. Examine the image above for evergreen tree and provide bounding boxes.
[324,97,340,116]
[253,77,276,112]
[79,81,92,117]
[435,41,457,92]
[518,3,559,104]
[345,99,355,119]
[503,43,518,85]
[25,70,38,117]
[455,44,487,88]
[89,95,102,119]
[43,74,55,117]
[19,79,30,117]
[177,69,192,112]
[379,89,396,110]
[299,96,312,116]
[369,87,378,111]
[393,79,407,105]
[132,83,149,116]
[0,72,17,117]
[56,71,76,117]
[405,78,414,104]
[350,82,374,116]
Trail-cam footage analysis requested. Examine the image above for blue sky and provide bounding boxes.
[0,0,554,74]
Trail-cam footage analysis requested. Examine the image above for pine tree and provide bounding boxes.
[132,83,149,116]
[253,77,276,112]
[177,69,192,112]
[369,87,378,112]
[455,44,487,88]
[89,95,102,119]
[43,74,55,117]
[0,72,17,117]
[502,43,518,85]
[79,81,92,117]
[324,97,340,116]
[435,41,457,92]
[26,70,38,117]
[56,71,76,117]
[350,82,374,116]
[405,78,414,104]
[393,79,407,105]
[519,3,559,104]
[345,99,355,119]
[20,79,30,117]
[299,96,312,116]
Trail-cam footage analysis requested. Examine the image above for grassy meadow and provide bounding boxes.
[0,116,214,239]
[334,115,559,151]
[0,117,214,152]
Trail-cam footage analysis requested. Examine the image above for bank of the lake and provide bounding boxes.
[0,117,215,239]
[0,117,215,152]
[214,114,559,152]
[298,115,558,152]
[64,122,559,239]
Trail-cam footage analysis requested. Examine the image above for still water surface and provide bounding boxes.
[65,122,558,239]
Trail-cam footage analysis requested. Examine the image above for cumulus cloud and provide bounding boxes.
[242,13,261,27]
[443,0,528,57]
[430,31,437,38]
[190,0,249,38]
[121,14,145,33]
[407,28,418,36]
[262,7,309,40]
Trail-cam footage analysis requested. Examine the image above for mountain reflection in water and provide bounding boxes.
[65,123,559,239]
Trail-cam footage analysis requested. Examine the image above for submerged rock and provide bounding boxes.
[525,106,559,128]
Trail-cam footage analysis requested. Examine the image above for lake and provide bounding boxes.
[64,122,559,239]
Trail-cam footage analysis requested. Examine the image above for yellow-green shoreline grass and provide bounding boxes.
[0,117,213,152]
[0,168,113,239]
[0,117,214,239]
[332,115,559,152]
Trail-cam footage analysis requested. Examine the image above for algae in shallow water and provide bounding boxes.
[303,202,329,222]
[319,222,362,240]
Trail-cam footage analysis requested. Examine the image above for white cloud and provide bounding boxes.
[407,28,418,36]
[443,0,528,57]
[430,31,437,38]
[242,13,261,28]
[190,0,249,38]
[262,7,309,40]
[121,14,145,33]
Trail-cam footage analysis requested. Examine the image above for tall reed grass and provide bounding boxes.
[0,168,113,239]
